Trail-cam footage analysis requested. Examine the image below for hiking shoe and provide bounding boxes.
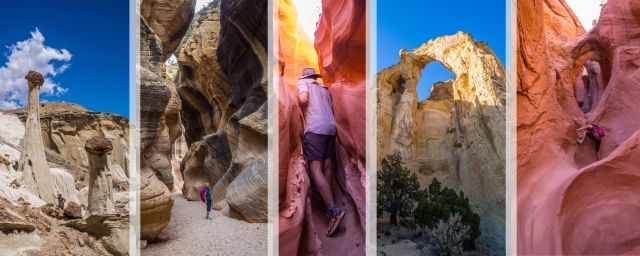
[326,208,345,237]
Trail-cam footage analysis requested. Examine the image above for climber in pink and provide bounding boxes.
[297,67,345,237]
[577,123,605,152]
[199,185,212,219]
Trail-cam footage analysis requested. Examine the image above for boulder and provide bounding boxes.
[64,214,129,256]
[139,167,173,241]
[63,201,82,219]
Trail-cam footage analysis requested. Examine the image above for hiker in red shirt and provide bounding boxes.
[199,185,212,219]
[577,123,606,152]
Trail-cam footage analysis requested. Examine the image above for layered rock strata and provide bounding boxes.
[377,32,506,252]
[138,0,193,239]
[9,102,129,185]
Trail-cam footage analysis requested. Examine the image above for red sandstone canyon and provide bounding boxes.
[277,0,366,255]
[517,0,640,254]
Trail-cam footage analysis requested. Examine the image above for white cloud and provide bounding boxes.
[566,0,607,31]
[0,28,72,110]
[196,0,214,12]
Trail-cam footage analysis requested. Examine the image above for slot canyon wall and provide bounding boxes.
[139,0,194,240]
[176,0,268,222]
[377,32,506,253]
[139,0,268,241]
[517,0,640,254]
[278,0,367,254]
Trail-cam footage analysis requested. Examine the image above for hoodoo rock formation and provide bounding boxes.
[0,98,130,254]
[517,0,640,254]
[86,136,115,215]
[18,71,59,204]
[377,32,506,252]
[277,0,367,255]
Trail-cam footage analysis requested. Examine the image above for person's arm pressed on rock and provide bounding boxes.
[297,79,309,111]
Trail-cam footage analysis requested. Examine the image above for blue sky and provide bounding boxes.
[378,0,506,100]
[0,1,129,117]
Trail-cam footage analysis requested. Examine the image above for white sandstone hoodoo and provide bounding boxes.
[86,136,115,215]
[18,70,58,204]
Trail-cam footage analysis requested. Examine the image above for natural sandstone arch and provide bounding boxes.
[377,32,505,252]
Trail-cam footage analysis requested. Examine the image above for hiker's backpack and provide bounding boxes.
[593,125,606,139]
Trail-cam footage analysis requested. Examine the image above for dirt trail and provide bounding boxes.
[143,193,267,256]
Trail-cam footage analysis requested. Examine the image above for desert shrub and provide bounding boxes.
[377,153,420,225]
[414,178,480,250]
[417,213,470,256]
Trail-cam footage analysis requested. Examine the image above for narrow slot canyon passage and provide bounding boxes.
[517,0,640,254]
[140,0,269,255]
[277,0,367,255]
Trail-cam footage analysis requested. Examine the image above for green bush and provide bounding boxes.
[414,178,480,251]
[377,153,420,225]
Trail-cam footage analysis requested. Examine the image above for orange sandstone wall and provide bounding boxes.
[518,0,640,254]
[277,0,366,254]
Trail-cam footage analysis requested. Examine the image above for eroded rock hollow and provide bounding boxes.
[377,32,506,252]
[517,0,640,254]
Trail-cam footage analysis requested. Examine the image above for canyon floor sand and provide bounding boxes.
[143,193,267,256]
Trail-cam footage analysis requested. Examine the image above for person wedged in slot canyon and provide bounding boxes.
[576,122,605,152]
[297,67,345,237]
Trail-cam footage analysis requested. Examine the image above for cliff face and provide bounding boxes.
[176,0,268,222]
[278,0,366,254]
[10,103,129,182]
[517,0,640,254]
[139,0,194,240]
[377,32,505,252]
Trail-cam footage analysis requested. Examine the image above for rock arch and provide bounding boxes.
[377,31,506,252]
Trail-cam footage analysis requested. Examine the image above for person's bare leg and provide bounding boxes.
[310,160,335,208]
[323,158,335,202]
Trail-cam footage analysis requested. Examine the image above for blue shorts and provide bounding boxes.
[303,132,336,161]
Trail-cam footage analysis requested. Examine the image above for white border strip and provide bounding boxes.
[506,0,517,255]
[366,0,377,255]
[268,0,278,254]
[129,0,141,255]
